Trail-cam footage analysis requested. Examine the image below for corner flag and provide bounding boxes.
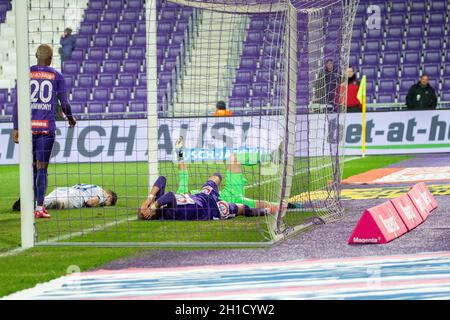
[357,75,367,157]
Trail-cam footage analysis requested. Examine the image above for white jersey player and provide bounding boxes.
[43,184,118,209]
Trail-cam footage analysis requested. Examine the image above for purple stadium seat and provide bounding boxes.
[77,75,95,88]
[427,25,445,37]
[132,34,146,47]
[384,39,402,52]
[65,75,75,88]
[123,60,141,73]
[378,80,396,93]
[430,1,447,11]
[251,83,270,97]
[69,103,85,114]
[97,22,115,34]
[390,1,406,12]
[79,22,96,35]
[235,70,253,84]
[161,8,178,20]
[158,71,172,85]
[250,18,267,30]
[107,48,125,60]
[176,20,189,32]
[127,0,143,9]
[118,22,134,35]
[98,74,115,87]
[386,27,403,39]
[233,84,250,98]
[250,97,268,108]
[4,103,14,115]
[388,14,404,26]
[103,61,120,74]
[123,10,139,22]
[172,32,185,45]
[0,89,8,103]
[405,38,423,51]
[227,98,246,109]
[129,102,146,112]
[118,73,136,87]
[107,0,123,10]
[405,26,424,38]
[260,56,276,69]
[422,64,440,78]
[255,70,274,82]
[400,79,416,92]
[243,44,260,56]
[63,61,79,75]
[361,53,379,65]
[71,49,85,61]
[441,92,450,102]
[349,54,359,67]
[157,34,169,47]
[137,20,146,33]
[429,13,446,25]
[93,35,110,48]
[403,51,420,65]
[383,53,400,66]
[350,40,360,52]
[109,102,126,113]
[103,11,119,22]
[364,40,381,52]
[423,51,443,64]
[112,35,130,47]
[366,28,383,39]
[87,48,105,61]
[92,88,110,102]
[158,22,173,33]
[85,12,100,23]
[442,78,450,91]
[89,0,105,10]
[75,35,90,48]
[351,28,362,40]
[87,102,106,113]
[408,14,425,26]
[128,47,145,60]
[426,38,443,50]
[410,2,426,12]
[443,65,450,76]
[71,88,89,102]
[359,66,377,79]
[380,66,398,78]
[163,58,177,72]
[167,45,181,58]
[402,65,419,78]
[83,61,100,74]
[134,88,146,101]
[366,81,375,95]
[377,94,394,103]
[246,31,263,43]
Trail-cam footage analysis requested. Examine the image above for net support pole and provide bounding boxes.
[277,1,298,231]
[16,0,34,249]
[146,0,159,189]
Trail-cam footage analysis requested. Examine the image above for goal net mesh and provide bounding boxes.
[21,0,357,246]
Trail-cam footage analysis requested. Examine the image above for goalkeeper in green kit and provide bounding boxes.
[174,137,299,213]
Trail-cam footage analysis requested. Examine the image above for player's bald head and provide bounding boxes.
[36,44,53,65]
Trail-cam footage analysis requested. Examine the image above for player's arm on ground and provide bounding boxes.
[56,72,76,127]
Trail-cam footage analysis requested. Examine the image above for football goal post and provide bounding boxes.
[16,0,358,248]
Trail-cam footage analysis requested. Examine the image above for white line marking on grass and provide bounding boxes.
[245,157,360,190]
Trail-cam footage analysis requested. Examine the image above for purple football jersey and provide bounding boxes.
[13,65,72,134]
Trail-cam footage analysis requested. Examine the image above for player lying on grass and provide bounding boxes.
[138,174,278,221]
[174,136,299,212]
[12,44,76,219]
[12,184,118,211]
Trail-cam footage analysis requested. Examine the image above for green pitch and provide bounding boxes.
[0,155,410,297]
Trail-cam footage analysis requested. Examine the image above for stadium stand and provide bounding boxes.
[1,0,450,118]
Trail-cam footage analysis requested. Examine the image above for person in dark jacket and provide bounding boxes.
[314,59,339,105]
[59,28,76,63]
[406,74,437,110]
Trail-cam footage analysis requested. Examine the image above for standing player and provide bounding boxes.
[12,44,76,219]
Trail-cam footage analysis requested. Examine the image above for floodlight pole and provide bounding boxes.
[146,0,159,190]
[15,0,34,249]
